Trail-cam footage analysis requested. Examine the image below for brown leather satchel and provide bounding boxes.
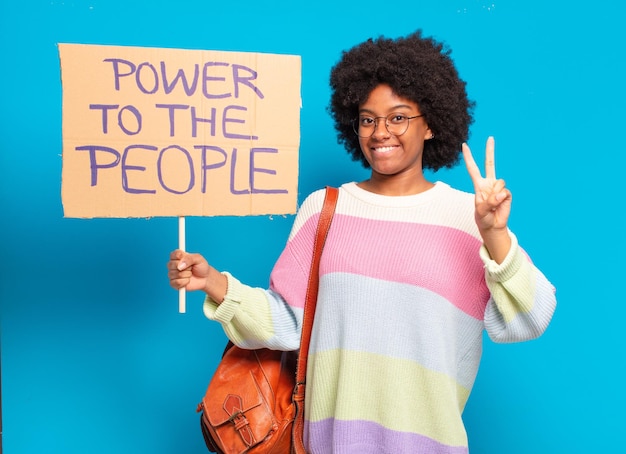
[196,187,339,454]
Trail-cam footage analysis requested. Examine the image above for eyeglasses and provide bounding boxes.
[352,113,424,138]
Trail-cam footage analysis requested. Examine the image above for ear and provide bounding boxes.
[424,126,434,141]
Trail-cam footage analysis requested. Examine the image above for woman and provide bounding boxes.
[167,30,556,453]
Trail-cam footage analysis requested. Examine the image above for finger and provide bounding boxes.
[485,136,496,180]
[167,268,182,280]
[177,256,190,271]
[170,249,184,260]
[169,277,189,290]
[167,265,187,285]
[167,260,180,272]
[483,179,504,204]
[168,250,190,271]
[176,252,203,271]
[488,182,510,207]
[495,188,512,204]
[492,178,506,194]
[462,143,482,188]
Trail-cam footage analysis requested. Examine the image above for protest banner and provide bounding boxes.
[59,43,301,218]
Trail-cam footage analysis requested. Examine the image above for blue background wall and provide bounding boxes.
[1,1,624,452]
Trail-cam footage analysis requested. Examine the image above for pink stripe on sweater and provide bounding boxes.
[326,214,488,319]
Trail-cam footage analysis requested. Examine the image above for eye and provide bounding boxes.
[359,116,375,126]
[388,114,407,125]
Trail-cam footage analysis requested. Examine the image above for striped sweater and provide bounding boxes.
[204,181,557,454]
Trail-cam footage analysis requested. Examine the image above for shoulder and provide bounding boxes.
[299,187,330,211]
[437,182,475,206]
[286,187,336,241]
[297,187,333,220]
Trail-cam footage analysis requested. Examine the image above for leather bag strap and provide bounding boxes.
[292,186,338,453]
[297,186,338,380]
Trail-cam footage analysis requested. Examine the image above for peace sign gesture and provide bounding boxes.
[462,136,512,263]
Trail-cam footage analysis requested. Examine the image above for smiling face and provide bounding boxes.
[357,84,433,194]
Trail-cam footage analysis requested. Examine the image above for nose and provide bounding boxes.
[372,118,390,139]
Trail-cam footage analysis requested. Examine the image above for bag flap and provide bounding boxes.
[203,385,265,427]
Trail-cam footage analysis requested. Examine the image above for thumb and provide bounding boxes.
[176,251,195,271]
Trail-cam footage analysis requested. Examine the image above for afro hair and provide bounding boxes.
[328,30,475,171]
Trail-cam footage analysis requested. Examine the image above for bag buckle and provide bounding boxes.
[223,394,255,447]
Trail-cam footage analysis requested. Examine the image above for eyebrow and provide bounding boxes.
[359,104,416,114]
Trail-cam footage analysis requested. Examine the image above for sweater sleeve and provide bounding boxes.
[202,273,301,350]
[480,233,557,343]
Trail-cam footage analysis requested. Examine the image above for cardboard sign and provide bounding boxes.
[59,43,301,218]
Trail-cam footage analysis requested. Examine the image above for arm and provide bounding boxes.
[167,249,302,350]
[463,137,556,341]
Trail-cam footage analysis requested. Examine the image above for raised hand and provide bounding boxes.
[462,136,512,263]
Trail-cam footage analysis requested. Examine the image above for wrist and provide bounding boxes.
[205,268,228,304]
[481,229,511,264]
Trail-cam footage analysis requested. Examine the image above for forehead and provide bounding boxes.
[360,84,419,112]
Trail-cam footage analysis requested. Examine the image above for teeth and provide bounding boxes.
[375,146,395,153]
